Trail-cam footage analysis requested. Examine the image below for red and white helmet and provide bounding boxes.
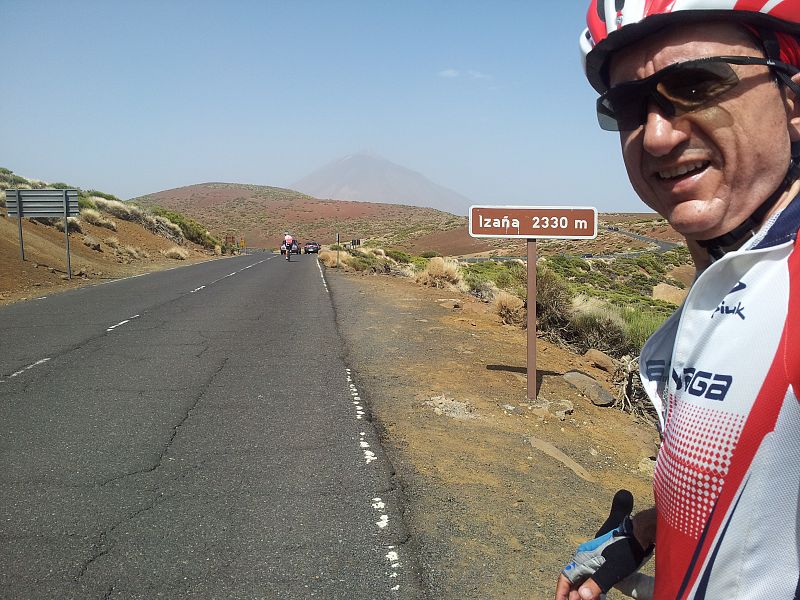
[580,0,800,93]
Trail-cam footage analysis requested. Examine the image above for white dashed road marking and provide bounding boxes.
[0,357,51,383]
[106,314,140,332]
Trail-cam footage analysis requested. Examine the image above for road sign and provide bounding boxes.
[468,204,597,402]
[469,205,597,239]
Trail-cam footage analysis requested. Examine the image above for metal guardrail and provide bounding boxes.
[6,189,79,218]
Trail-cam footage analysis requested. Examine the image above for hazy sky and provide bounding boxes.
[2,1,645,212]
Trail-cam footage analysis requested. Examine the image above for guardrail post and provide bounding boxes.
[14,190,25,261]
[63,189,72,279]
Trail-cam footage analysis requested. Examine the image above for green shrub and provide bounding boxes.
[78,196,96,210]
[567,309,630,355]
[385,249,412,264]
[620,307,667,351]
[420,250,441,259]
[150,206,219,249]
[535,267,573,331]
[85,189,121,202]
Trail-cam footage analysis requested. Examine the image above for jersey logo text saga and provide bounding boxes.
[671,367,733,401]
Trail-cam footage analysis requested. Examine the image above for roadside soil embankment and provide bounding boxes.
[0,213,213,306]
[328,268,659,599]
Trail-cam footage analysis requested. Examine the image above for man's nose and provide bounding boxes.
[641,104,688,157]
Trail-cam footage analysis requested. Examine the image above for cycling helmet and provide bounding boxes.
[581,1,800,93]
[580,1,800,257]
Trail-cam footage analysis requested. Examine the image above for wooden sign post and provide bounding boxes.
[469,205,598,401]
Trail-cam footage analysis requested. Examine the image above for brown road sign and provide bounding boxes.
[469,205,597,239]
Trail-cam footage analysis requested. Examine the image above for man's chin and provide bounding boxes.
[666,206,725,240]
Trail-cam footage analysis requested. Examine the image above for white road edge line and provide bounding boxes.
[1,357,52,383]
[347,367,402,593]
[316,259,329,293]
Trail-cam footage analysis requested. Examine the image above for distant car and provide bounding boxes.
[303,241,321,254]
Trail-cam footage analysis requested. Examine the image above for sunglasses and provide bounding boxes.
[597,55,799,131]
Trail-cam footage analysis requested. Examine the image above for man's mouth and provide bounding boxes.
[656,160,710,181]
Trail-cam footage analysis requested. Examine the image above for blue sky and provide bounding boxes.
[1,1,646,212]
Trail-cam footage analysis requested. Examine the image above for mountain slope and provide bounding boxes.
[291,153,474,216]
[131,182,491,254]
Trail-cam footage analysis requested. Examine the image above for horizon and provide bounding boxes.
[2,1,643,212]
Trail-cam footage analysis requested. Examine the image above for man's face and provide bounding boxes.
[609,23,794,240]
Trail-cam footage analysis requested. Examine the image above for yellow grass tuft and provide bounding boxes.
[416,257,465,290]
[163,246,188,260]
[81,208,117,231]
[319,250,348,268]
[493,291,526,326]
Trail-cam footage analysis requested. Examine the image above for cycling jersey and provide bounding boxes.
[639,197,800,599]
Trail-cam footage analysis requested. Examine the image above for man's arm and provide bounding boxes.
[555,507,657,600]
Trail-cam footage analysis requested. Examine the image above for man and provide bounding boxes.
[282,231,295,261]
[557,3,800,599]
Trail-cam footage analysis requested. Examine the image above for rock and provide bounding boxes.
[583,349,617,373]
[638,456,656,476]
[563,370,615,407]
[653,282,687,304]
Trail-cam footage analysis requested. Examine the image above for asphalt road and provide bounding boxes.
[0,254,422,599]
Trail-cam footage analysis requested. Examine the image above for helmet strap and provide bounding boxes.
[697,141,800,259]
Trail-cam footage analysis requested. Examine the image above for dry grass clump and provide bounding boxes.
[55,217,82,234]
[93,197,145,222]
[319,249,348,268]
[81,208,117,231]
[104,236,119,249]
[82,235,102,251]
[214,245,222,256]
[119,245,146,260]
[416,257,465,290]
[163,246,188,260]
[536,266,573,331]
[494,291,526,326]
[568,295,628,354]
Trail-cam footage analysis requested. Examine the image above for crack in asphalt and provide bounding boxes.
[99,358,229,488]
[76,358,231,586]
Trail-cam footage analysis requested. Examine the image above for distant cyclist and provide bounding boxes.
[282,232,295,261]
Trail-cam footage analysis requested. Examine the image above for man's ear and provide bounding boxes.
[788,72,800,143]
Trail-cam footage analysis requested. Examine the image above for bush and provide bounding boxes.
[535,267,573,331]
[105,236,120,249]
[462,260,527,300]
[385,249,412,263]
[416,257,464,289]
[85,190,121,202]
[120,245,143,260]
[620,307,667,351]
[420,250,441,259]
[54,217,82,234]
[82,235,101,251]
[93,197,141,221]
[78,196,96,210]
[81,208,117,231]
[163,246,188,260]
[567,298,629,355]
[494,291,526,326]
[319,250,343,267]
[149,206,218,248]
